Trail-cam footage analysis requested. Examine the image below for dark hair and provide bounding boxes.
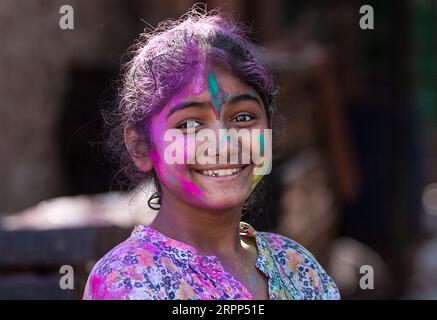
[103,5,278,215]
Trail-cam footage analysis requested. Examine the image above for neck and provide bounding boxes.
[148,189,244,257]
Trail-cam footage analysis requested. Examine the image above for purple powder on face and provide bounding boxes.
[120,7,276,139]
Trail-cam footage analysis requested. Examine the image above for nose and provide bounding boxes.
[194,119,238,164]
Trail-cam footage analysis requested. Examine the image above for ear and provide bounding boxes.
[124,125,153,173]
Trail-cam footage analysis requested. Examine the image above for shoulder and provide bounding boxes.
[259,231,341,300]
[83,229,165,300]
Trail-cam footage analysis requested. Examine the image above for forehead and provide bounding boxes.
[165,65,255,107]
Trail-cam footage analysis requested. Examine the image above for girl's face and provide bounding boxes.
[148,65,269,210]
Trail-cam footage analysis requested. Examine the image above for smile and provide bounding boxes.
[200,167,242,177]
[192,165,249,178]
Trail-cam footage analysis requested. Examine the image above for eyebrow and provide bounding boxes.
[228,93,262,107]
[166,93,262,119]
[166,101,208,118]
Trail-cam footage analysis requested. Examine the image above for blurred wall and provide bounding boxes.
[0,0,195,214]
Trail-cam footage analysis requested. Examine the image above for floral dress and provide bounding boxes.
[83,221,340,300]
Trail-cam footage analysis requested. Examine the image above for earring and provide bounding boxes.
[147,193,161,210]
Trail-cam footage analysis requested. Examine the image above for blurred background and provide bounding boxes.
[0,0,436,299]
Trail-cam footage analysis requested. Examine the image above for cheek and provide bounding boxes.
[149,147,205,199]
[149,118,185,183]
[238,128,265,161]
[250,128,271,190]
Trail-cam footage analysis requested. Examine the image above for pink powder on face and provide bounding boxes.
[149,143,205,199]
[146,66,215,201]
[180,178,204,198]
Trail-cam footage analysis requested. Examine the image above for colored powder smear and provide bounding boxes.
[150,150,205,199]
[208,72,223,117]
[247,89,256,98]
[180,179,205,198]
[252,174,263,192]
[251,160,265,192]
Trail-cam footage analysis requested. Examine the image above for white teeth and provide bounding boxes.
[200,167,242,177]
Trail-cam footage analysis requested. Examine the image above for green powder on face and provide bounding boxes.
[223,92,230,103]
[208,72,222,115]
[247,89,256,98]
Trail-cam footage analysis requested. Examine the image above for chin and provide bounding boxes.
[201,192,249,211]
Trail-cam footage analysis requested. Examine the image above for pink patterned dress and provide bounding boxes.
[83,221,340,300]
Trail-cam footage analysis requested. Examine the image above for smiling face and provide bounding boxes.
[146,64,270,210]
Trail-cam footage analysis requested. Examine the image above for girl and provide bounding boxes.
[83,7,340,300]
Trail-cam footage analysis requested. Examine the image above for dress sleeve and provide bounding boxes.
[82,264,128,300]
[82,264,156,300]
[82,242,159,300]
[289,237,340,299]
[263,232,341,300]
[308,253,341,300]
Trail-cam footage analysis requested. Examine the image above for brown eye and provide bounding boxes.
[232,114,255,123]
[177,119,201,129]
